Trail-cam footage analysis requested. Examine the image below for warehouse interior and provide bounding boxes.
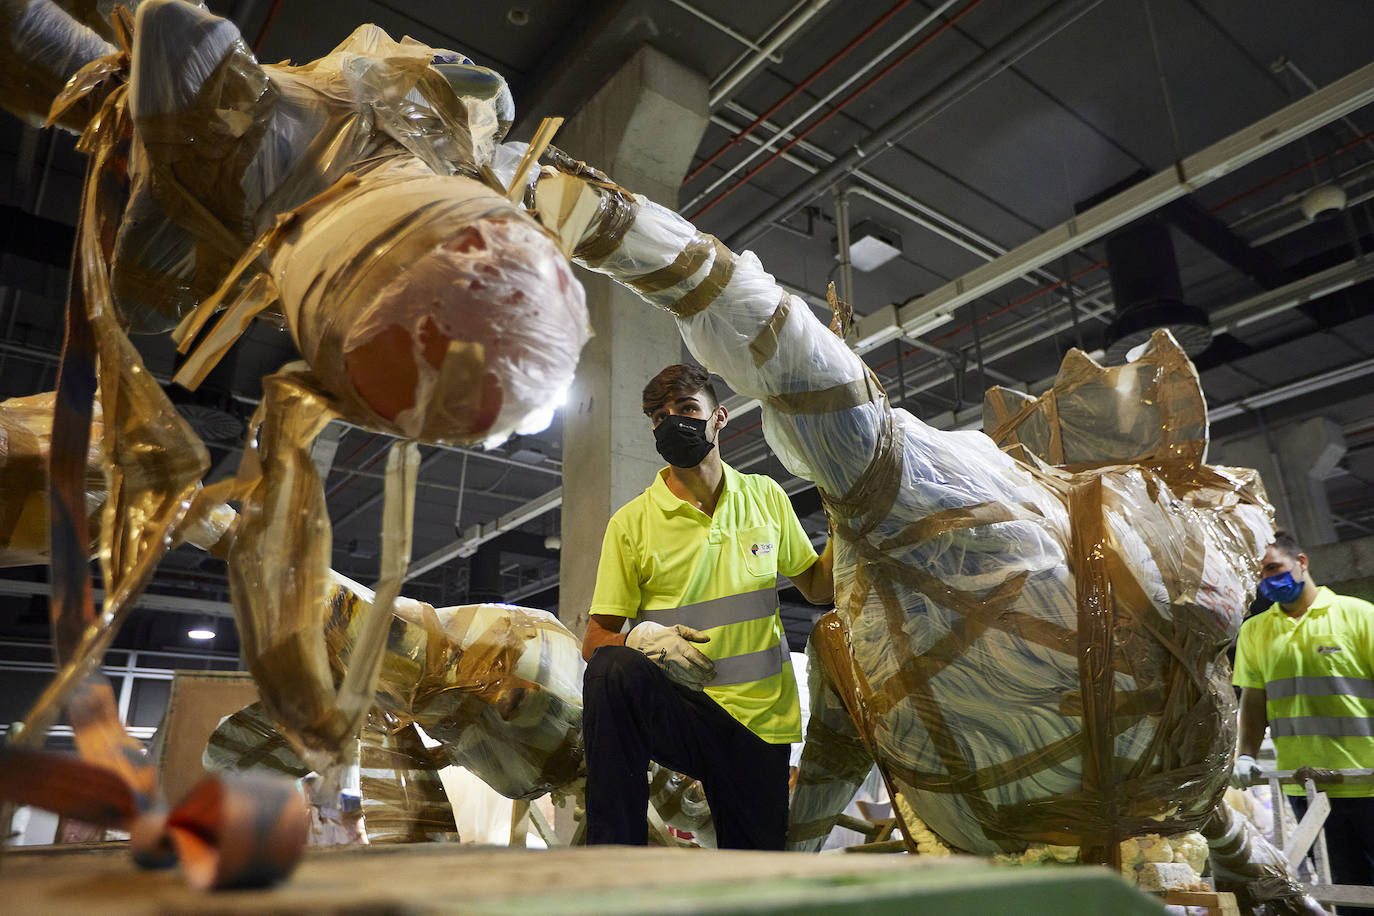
[0,0,1372,909]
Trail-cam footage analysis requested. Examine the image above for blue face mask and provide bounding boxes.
[1258,570,1305,605]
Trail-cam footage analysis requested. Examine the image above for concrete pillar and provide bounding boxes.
[1307,533,1374,603]
[556,47,709,642]
[1212,416,1346,548]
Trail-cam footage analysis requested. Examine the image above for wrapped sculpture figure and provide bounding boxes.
[542,165,1323,914]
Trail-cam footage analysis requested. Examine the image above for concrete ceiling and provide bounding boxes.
[1,0,1373,657]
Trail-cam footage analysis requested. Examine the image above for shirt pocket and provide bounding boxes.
[736,526,779,581]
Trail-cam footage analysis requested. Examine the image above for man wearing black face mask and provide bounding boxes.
[579,364,834,849]
[1232,531,1374,905]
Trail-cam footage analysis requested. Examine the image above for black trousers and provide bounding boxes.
[1291,793,1374,915]
[582,645,791,849]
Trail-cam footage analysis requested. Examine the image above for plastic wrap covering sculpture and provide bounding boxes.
[540,164,1323,914]
[0,2,1313,904]
[0,0,585,883]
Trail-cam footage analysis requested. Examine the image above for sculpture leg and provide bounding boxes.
[1202,800,1327,915]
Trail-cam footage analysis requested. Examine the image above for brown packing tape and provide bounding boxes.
[1068,476,1120,867]
[826,281,852,340]
[668,238,735,318]
[874,500,1044,553]
[765,370,879,417]
[230,367,352,765]
[574,188,639,267]
[628,234,714,296]
[808,612,922,854]
[748,292,791,368]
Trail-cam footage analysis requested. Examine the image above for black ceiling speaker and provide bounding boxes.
[168,347,246,443]
[1101,217,1212,365]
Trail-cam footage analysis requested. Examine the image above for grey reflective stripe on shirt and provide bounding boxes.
[1270,716,1374,739]
[1265,675,1374,701]
[710,638,788,687]
[641,587,778,631]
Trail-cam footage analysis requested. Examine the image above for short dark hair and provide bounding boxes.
[1271,530,1304,562]
[642,364,718,418]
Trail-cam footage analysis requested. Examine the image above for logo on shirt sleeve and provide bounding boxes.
[750,542,774,557]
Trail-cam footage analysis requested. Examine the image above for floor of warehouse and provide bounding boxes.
[2,842,1166,915]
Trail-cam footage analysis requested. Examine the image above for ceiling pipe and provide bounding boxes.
[693,0,987,220]
[686,0,926,186]
[0,578,233,618]
[702,107,1113,321]
[726,0,1109,248]
[1210,357,1374,423]
[872,60,1374,352]
[666,0,786,65]
[707,0,835,108]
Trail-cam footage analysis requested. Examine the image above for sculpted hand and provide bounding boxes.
[626,621,715,690]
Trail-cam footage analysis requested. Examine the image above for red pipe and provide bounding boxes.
[684,0,914,186]
[253,0,283,54]
[689,0,986,221]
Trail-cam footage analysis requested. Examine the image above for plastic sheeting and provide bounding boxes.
[112,0,518,334]
[0,0,114,132]
[269,159,587,445]
[0,393,105,567]
[563,183,1276,863]
[314,573,584,800]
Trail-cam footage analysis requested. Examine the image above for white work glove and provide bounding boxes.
[626,621,715,690]
[1231,753,1262,788]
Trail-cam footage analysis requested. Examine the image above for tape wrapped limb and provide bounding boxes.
[547,163,1319,913]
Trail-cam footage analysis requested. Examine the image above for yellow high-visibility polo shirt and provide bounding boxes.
[1233,586,1374,796]
[590,462,819,743]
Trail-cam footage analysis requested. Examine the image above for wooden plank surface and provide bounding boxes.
[0,843,1166,915]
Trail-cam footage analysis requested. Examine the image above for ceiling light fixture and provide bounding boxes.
[841,220,903,272]
[187,619,216,641]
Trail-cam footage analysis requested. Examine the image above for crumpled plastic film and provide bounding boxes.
[1202,802,1327,915]
[318,574,585,800]
[356,712,457,843]
[564,184,1281,870]
[649,764,716,848]
[205,703,459,845]
[108,1,515,333]
[787,620,880,849]
[269,157,588,445]
[0,0,114,132]
[983,342,1209,467]
[0,393,105,567]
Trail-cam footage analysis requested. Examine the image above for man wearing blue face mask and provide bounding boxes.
[579,364,834,848]
[1232,531,1374,903]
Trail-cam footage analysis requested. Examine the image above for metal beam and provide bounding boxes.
[887,60,1374,343]
[0,578,234,617]
[406,485,563,580]
[727,0,1110,249]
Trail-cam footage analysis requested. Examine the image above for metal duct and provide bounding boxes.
[1100,217,1212,364]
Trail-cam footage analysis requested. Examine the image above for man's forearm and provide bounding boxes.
[1237,686,1267,758]
[793,541,835,605]
[581,615,628,661]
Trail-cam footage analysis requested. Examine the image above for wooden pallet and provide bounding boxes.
[1162,889,1241,915]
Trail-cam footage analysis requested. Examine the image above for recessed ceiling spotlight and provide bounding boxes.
[508,8,530,26]
[187,621,216,640]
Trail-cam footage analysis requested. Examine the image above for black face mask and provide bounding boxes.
[654,415,714,468]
